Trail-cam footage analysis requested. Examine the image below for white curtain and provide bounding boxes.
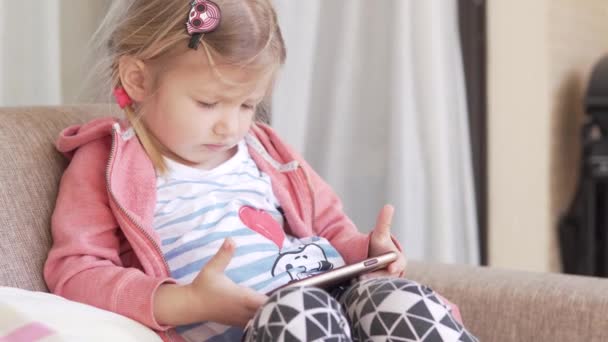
[0,1,109,106]
[0,1,61,106]
[272,0,479,264]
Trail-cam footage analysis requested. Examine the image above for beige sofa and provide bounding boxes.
[1,105,607,341]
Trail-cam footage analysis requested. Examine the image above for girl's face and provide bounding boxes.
[140,49,271,170]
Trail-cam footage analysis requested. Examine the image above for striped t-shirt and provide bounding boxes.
[153,140,345,342]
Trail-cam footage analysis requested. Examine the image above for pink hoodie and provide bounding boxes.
[44,116,400,341]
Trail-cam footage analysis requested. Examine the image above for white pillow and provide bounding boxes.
[0,287,162,342]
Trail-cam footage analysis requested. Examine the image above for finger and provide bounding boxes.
[205,238,235,272]
[374,204,394,237]
[242,288,268,310]
[388,259,405,275]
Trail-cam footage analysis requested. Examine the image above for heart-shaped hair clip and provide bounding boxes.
[186,0,221,50]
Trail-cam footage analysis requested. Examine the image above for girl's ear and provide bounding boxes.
[118,55,148,103]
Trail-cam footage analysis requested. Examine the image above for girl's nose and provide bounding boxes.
[212,108,239,137]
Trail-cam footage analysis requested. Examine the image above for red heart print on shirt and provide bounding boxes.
[239,206,285,249]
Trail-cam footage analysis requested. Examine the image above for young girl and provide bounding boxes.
[44,0,478,341]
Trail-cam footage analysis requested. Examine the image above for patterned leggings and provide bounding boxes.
[243,278,478,342]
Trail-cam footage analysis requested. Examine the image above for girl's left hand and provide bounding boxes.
[361,204,407,280]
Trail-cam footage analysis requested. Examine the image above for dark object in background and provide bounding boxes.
[559,55,608,277]
[458,0,487,266]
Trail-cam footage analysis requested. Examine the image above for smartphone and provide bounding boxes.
[267,251,398,295]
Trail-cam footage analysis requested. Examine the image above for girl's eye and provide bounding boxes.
[241,104,255,111]
[198,101,217,109]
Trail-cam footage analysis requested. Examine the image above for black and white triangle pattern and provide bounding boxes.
[339,278,478,342]
[246,286,352,342]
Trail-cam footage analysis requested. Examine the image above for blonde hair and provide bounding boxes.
[88,0,286,173]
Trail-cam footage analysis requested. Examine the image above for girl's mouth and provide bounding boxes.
[202,143,229,151]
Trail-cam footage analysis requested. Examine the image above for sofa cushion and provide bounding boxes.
[0,105,118,291]
[408,261,608,342]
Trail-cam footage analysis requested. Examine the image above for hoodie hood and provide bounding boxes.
[56,117,129,158]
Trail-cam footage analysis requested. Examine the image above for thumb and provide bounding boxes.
[205,238,235,272]
[374,204,394,238]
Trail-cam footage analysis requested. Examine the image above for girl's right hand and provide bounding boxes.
[154,238,268,327]
[186,238,268,327]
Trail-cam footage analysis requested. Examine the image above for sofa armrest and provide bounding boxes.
[407,261,608,342]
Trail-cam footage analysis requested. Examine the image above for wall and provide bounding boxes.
[487,0,608,272]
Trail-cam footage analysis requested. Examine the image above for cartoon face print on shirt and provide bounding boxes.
[271,243,335,281]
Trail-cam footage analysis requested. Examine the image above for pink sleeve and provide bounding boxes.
[299,158,403,264]
[252,123,403,263]
[44,138,174,331]
[296,159,369,264]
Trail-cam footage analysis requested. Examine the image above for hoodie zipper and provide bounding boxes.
[105,127,175,342]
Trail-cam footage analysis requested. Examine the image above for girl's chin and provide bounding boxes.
[183,148,237,169]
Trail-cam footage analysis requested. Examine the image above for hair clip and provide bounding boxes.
[186,0,221,50]
[113,87,133,109]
